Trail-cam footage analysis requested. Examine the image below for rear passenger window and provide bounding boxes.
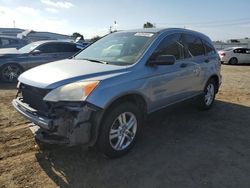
[1,39,10,47]
[38,43,61,53]
[234,49,245,54]
[184,34,205,57]
[152,34,185,60]
[38,43,80,53]
[59,43,80,52]
[203,40,216,55]
[9,39,18,45]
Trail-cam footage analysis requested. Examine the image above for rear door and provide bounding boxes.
[25,42,82,69]
[234,48,247,63]
[246,49,250,63]
[240,48,249,63]
[25,43,61,69]
[182,34,207,93]
[56,43,82,59]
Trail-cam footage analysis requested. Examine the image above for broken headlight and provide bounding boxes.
[43,81,99,102]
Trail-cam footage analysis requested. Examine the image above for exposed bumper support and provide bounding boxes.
[12,98,94,146]
[12,98,53,130]
[29,123,70,145]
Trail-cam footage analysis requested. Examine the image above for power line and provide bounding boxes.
[156,17,250,27]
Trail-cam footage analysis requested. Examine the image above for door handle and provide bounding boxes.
[180,63,188,68]
[205,59,210,63]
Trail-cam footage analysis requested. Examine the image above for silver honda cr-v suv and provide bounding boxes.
[13,28,221,158]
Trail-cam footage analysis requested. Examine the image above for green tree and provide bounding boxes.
[143,22,155,28]
[72,32,84,40]
[90,35,101,43]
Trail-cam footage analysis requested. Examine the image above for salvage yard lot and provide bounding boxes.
[0,64,250,188]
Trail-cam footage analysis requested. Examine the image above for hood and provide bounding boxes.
[19,59,128,89]
[0,48,25,60]
[0,48,20,55]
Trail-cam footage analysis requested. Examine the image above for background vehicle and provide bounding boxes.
[0,40,84,82]
[219,47,250,64]
[0,35,27,49]
[13,28,221,158]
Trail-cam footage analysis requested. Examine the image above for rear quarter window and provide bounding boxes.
[202,40,216,55]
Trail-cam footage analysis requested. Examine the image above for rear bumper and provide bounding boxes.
[219,56,229,64]
[12,98,94,145]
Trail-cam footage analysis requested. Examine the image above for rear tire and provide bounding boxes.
[229,57,238,65]
[0,64,23,82]
[97,103,142,158]
[197,79,216,110]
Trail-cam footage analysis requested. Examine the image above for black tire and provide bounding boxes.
[97,102,142,158]
[0,64,23,82]
[197,79,216,110]
[228,57,238,65]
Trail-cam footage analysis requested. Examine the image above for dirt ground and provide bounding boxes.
[0,64,250,188]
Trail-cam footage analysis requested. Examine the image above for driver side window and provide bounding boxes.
[152,34,185,60]
[37,43,61,53]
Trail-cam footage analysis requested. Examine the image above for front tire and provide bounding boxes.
[0,64,23,82]
[97,103,142,158]
[198,79,216,110]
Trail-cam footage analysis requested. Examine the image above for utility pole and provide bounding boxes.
[109,26,113,33]
[13,20,16,28]
[113,21,117,32]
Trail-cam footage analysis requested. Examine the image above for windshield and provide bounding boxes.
[18,43,40,53]
[75,32,155,65]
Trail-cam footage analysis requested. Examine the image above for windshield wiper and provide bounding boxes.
[82,58,108,64]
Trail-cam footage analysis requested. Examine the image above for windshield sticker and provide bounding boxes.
[134,33,154,37]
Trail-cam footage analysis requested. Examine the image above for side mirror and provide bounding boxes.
[148,55,176,66]
[31,49,41,55]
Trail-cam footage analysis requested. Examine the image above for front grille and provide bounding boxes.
[19,83,51,114]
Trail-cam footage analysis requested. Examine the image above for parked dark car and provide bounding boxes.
[0,35,27,49]
[0,40,84,82]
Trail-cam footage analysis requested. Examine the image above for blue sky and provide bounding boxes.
[0,0,250,40]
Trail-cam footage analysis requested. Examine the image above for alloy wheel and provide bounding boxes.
[204,83,215,106]
[1,65,22,82]
[109,112,137,151]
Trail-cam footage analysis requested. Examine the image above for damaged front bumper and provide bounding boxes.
[12,97,98,146]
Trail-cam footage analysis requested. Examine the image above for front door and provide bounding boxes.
[145,33,202,111]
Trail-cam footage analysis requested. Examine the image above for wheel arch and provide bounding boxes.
[207,74,220,93]
[0,62,24,72]
[89,93,147,146]
[104,93,148,115]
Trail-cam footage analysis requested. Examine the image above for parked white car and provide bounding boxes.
[219,47,250,64]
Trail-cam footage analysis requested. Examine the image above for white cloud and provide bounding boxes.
[45,7,58,13]
[16,6,40,16]
[40,0,73,9]
[0,5,71,34]
[0,4,109,39]
[239,23,250,28]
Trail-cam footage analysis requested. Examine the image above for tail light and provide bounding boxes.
[219,52,225,57]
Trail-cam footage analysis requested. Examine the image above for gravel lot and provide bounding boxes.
[0,64,250,188]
